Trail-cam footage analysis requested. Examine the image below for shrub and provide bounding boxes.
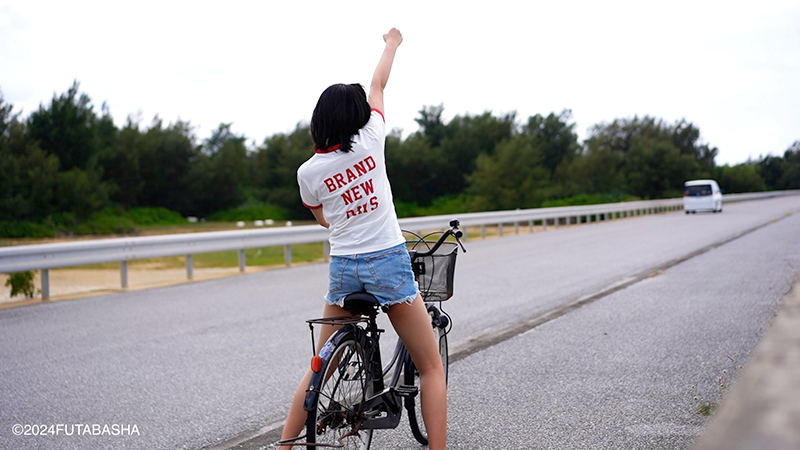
[541,193,638,207]
[5,271,37,298]
[207,203,287,222]
[72,209,137,235]
[0,220,57,238]
[123,207,185,225]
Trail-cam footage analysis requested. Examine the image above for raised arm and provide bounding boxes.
[368,28,403,113]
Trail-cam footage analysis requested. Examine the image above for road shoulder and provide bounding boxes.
[693,276,800,450]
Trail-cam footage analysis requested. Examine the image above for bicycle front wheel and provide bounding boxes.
[404,323,448,445]
[306,334,373,449]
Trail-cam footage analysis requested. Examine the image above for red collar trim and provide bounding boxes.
[314,110,384,153]
[315,144,341,154]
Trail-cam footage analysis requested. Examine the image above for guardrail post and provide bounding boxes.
[481,225,486,238]
[186,255,194,280]
[41,269,50,300]
[323,241,330,262]
[514,221,519,234]
[542,219,548,231]
[284,245,292,266]
[529,220,534,233]
[121,261,128,289]
[238,249,246,272]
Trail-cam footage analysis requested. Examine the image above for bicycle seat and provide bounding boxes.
[342,292,383,316]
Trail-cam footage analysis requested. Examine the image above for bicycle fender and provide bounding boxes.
[303,328,354,412]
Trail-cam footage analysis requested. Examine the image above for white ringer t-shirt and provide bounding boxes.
[297,109,405,256]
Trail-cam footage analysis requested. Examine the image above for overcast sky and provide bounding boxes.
[1,0,798,165]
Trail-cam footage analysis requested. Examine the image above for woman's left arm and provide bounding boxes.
[310,207,330,229]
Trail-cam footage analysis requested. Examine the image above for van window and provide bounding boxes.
[685,185,712,196]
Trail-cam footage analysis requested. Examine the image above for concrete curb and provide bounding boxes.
[693,277,800,450]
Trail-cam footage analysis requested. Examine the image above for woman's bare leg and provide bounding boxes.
[279,303,347,447]
[388,295,447,450]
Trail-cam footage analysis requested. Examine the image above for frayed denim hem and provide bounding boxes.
[381,293,418,308]
[324,289,419,309]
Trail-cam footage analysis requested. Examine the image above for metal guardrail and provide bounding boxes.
[2,190,799,299]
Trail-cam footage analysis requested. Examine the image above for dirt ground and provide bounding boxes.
[0,266,266,307]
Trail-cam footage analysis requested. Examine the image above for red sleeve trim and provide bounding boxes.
[303,202,323,210]
[371,108,385,122]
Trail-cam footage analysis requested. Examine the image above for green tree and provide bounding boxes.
[757,154,785,190]
[0,90,21,220]
[523,109,580,176]
[468,134,549,210]
[776,141,800,189]
[714,163,766,193]
[626,136,698,198]
[251,123,314,218]
[386,130,445,206]
[204,123,240,156]
[756,141,800,190]
[27,81,100,171]
[572,116,714,199]
[190,126,249,215]
[414,104,446,148]
[138,118,199,215]
[23,82,113,219]
[0,92,61,222]
[102,117,145,208]
[436,111,516,198]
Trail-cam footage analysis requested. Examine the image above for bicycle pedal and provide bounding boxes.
[393,384,419,398]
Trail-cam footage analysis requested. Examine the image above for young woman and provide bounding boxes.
[279,28,447,449]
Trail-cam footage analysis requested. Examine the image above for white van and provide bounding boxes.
[683,179,722,213]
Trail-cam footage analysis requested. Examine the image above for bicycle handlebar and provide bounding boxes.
[407,219,467,258]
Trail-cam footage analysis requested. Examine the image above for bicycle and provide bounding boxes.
[277,219,466,449]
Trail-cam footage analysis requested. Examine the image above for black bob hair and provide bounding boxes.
[311,83,371,153]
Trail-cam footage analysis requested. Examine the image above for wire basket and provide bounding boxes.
[408,240,459,301]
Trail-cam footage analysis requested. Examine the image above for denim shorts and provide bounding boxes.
[325,243,420,307]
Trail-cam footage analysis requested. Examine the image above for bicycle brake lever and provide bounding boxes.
[455,233,466,253]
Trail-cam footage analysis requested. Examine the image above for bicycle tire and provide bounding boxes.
[306,333,373,449]
[404,324,448,445]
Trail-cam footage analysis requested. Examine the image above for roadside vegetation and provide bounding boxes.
[2,83,798,240]
[1,82,798,299]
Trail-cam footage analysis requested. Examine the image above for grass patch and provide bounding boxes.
[541,193,640,207]
[193,242,325,268]
[62,242,327,271]
[697,402,719,416]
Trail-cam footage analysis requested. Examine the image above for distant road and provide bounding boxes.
[1,195,798,449]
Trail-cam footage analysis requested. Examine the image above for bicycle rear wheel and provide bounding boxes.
[404,324,448,445]
[306,335,373,449]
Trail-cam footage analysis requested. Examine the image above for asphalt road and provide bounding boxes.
[1,196,799,450]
